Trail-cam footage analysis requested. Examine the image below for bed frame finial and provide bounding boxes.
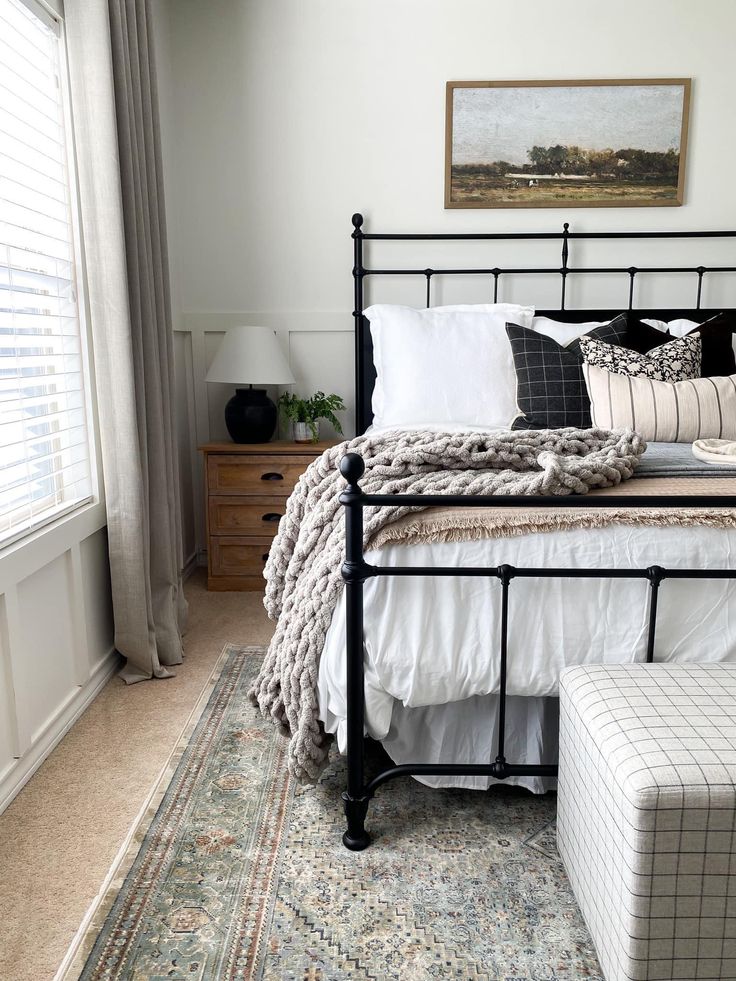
[340,452,365,487]
[352,213,364,234]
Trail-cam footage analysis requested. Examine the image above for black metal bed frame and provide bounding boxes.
[339,215,736,851]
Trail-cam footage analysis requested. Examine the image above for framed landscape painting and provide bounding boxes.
[445,79,691,209]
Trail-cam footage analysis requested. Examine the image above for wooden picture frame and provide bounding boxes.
[445,79,691,209]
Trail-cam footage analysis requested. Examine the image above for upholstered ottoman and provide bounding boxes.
[558,663,736,981]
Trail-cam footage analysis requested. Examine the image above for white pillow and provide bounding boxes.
[431,303,533,315]
[363,422,502,435]
[641,317,699,338]
[531,316,611,346]
[365,303,535,430]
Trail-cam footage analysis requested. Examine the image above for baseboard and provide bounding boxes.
[0,647,120,815]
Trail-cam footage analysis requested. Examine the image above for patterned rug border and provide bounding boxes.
[54,643,265,981]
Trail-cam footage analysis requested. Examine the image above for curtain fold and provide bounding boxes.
[65,0,187,683]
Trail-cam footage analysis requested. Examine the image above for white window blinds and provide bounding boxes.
[0,0,94,546]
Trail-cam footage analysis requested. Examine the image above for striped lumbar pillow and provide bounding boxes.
[583,364,736,442]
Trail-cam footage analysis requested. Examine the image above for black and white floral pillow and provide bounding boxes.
[579,333,701,383]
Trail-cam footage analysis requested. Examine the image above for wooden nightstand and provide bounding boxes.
[199,440,338,591]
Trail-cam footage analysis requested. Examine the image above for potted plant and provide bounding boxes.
[277,390,346,443]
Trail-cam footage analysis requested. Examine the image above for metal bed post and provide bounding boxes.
[645,565,666,663]
[560,222,569,309]
[351,214,366,438]
[494,564,513,777]
[339,452,372,851]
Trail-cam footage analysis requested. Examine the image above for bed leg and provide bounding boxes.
[340,452,373,851]
[342,792,371,851]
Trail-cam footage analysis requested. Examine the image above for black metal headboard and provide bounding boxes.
[351,214,736,435]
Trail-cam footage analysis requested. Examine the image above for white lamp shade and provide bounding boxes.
[205,326,294,386]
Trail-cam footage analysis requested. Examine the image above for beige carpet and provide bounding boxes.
[0,570,274,981]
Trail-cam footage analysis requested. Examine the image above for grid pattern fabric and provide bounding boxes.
[506,317,628,429]
[558,663,736,981]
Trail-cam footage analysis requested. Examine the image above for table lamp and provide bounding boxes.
[205,326,294,442]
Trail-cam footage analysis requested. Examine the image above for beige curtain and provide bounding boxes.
[65,0,187,682]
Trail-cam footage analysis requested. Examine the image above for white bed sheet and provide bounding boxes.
[317,523,736,791]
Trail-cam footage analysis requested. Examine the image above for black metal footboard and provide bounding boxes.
[338,451,736,850]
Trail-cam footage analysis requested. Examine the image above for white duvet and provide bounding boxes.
[318,522,736,791]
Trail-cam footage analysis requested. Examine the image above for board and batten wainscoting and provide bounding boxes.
[0,504,115,814]
[173,312,353,574]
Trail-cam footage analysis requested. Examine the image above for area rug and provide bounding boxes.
[60,645,603,980]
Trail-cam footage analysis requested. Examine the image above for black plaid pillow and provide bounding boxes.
[506,315,630,429]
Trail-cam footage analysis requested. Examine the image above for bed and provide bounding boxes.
[326,216,736,849]
[251,216,736,851]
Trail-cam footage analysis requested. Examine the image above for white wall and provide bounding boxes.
[154,0,736,566]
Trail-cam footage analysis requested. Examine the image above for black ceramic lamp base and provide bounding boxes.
[225,388,277,443]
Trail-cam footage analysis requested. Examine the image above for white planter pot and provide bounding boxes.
[293,421,318,443]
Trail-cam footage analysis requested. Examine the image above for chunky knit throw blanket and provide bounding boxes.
[250,427,646,781]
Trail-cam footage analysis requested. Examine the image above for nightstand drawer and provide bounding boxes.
[209,497,285,536]
[207,455,315,496]
[209,536,272,584]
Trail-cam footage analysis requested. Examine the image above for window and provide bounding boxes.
[0,0,94,546]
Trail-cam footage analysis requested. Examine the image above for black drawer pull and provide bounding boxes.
[262,513,281,522]
[261,472,284,481]
[261,553,269,562]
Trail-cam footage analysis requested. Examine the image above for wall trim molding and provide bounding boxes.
[177,310,349,334]
[0,646,120,815]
